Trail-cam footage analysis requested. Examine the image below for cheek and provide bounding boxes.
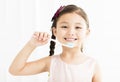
[56,29,66,35]
[78,31,85,35]
[77,31,87,38]
[56,29,64,38]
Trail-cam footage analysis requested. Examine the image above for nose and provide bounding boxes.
[67,28,75,36]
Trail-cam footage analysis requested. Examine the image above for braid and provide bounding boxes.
[49,33,56,56]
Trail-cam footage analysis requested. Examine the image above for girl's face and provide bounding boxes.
[53,13,90,47]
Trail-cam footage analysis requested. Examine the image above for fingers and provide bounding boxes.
[42,32,50,41]
[33,32,50,41]
[33,32,39,39]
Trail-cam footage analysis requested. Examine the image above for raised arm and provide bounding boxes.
[9,32,51,75]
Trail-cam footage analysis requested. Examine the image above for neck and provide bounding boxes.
[60,47,85,64]
[61,46,83,58]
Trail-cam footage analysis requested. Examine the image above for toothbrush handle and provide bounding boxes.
[50,39,57,43]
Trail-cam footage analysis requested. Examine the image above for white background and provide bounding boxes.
[0,0,120,82]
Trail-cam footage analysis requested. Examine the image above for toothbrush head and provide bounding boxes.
[62,42,75,48]
[50,39,75,48]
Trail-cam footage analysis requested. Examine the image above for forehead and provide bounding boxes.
[57,13,86,25]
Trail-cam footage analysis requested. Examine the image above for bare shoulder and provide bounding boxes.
[85,56,101,71]
[83,55,97,63]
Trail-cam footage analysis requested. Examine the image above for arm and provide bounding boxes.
[92,62,102,82]
[9,32,51,75]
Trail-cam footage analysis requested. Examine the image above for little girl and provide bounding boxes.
[9,4,102,82]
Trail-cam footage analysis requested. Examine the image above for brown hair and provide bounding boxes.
[49,4,89,56]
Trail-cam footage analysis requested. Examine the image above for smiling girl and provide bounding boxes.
[9,4,102,82]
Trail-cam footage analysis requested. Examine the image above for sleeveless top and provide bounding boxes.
[48,55,96,82]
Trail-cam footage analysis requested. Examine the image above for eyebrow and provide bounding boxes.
[75,23,82,25]
[59,21,68,24]
[59,21,82,25]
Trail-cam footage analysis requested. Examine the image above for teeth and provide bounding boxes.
[64,38,77,41]
[67,39,74,41]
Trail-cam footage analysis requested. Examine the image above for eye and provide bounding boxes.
[61,26,68,28]
[75,26,82,29]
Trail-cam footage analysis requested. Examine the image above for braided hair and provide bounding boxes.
[49,5,89,56]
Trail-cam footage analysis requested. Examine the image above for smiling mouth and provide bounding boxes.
[64,38,77,41]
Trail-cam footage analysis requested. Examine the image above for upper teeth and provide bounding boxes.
[65,38,76,41]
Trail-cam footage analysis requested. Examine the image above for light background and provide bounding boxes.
[0,0,120,82]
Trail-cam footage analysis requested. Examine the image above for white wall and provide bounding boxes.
[0,0,120,82]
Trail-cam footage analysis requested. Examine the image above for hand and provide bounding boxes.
[29,32,50,47]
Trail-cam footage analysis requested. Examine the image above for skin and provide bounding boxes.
[9,13,102,82]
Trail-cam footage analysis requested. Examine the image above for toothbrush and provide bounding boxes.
[50,39,75,48]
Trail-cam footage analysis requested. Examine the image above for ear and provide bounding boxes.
[52,27,57,36]
[86,28,90,36]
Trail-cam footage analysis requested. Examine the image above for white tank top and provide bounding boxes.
[48,55,96,82]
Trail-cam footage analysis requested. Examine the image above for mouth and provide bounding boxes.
[64,38,77,42]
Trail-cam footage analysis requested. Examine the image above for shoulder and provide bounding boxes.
[49,55,60,64]
[39,55,60,71]
[85,55,101,69]
[41,54,60,63]
[84,55,97,64]
[86,56,100,68]
[84,55,100,71]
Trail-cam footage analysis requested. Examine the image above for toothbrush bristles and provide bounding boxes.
[50,39,75,48]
